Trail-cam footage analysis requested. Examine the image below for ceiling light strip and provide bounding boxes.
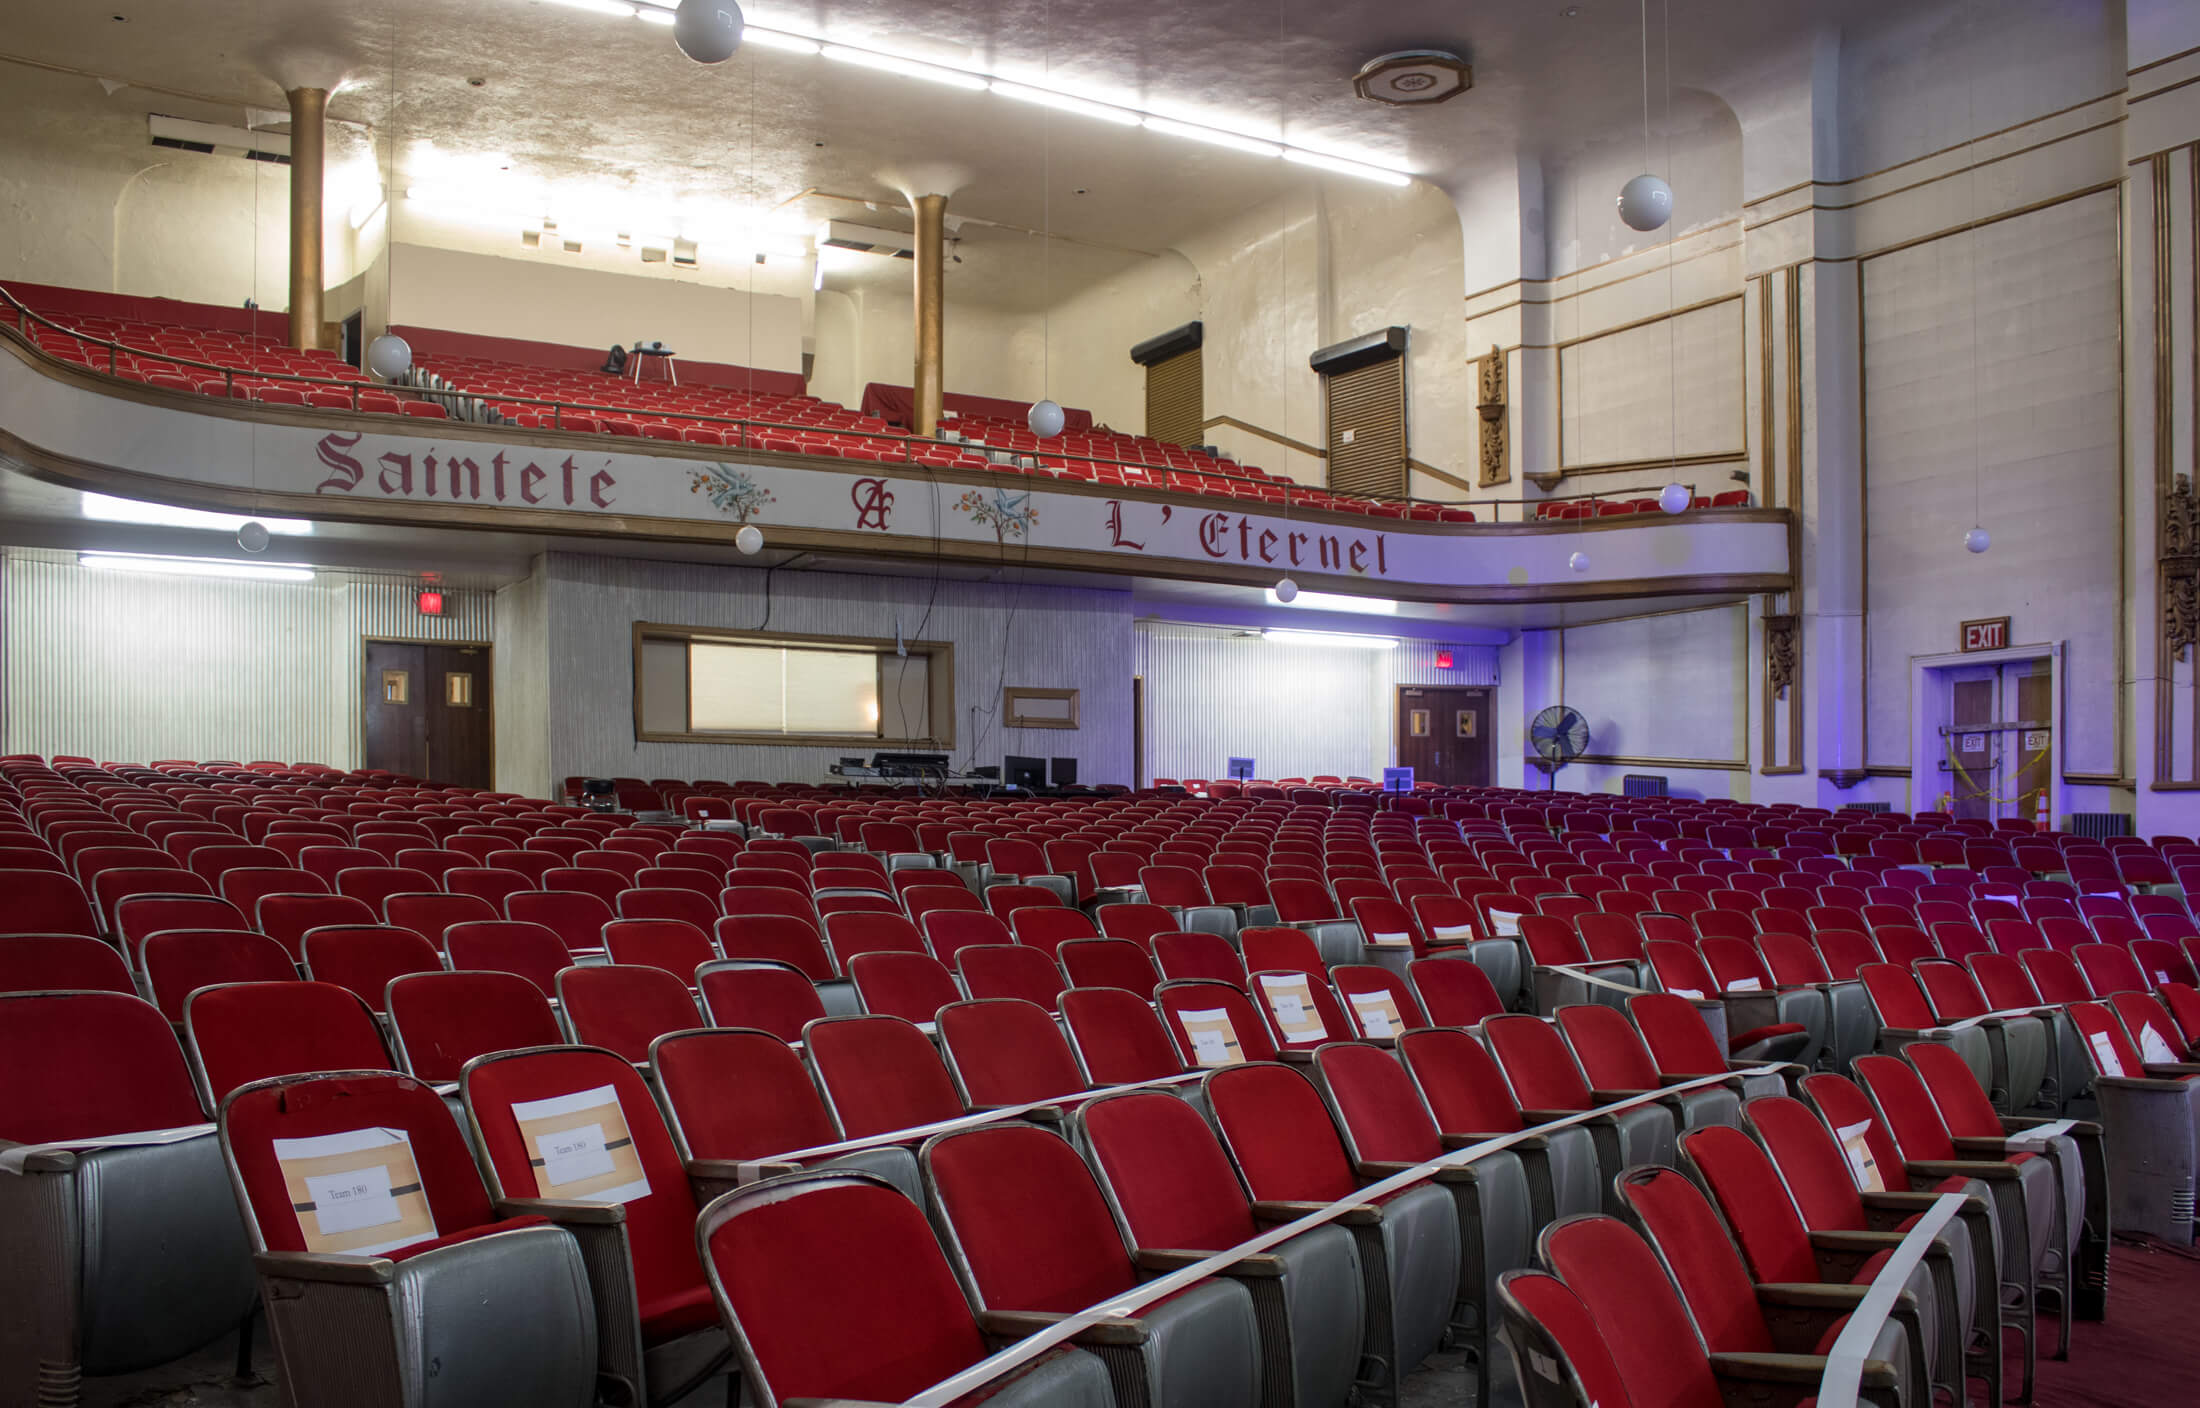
[79,552,316,583]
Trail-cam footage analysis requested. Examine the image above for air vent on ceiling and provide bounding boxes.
[147,114,292,165]
[817,220,917,259]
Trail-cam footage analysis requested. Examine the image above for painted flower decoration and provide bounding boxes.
[955,486,1039,542]
[687,463,776,523]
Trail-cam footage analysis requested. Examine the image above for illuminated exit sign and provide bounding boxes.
[1960,616,2009,652]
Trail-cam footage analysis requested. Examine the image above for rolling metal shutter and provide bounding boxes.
[1144,347,1204,449]
[1324,356,1407,499]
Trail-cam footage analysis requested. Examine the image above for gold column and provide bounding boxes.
[286,86,327,351]
[912,192,947,436]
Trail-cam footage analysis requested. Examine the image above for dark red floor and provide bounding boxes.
[2029,1241,2200,1406]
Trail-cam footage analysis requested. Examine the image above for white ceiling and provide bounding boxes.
[4,0,1925,308]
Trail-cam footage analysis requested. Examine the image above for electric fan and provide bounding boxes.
[1529,705,1591,786]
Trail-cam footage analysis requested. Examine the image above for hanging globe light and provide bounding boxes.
[1964,526,1991,555]
[1272,576,1299,603]
[1568,551,1590,574]
[1027,399,1065,439]
[236,520,271,553]
[1658,482,1691,514]
[735,523,764,555]
[366,333,412,381]
[674,0,744,63]
[1617,173,1673,231]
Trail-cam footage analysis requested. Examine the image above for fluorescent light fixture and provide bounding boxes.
[743,26,821,54]
[1264,587,1398,615]
[80,552,314,583]
[543,0,637,16]
[82,492,315,536]
[1262,628,1397,650]
[988,81,1143,125]
[820,45,989,90]
[1283,148,1412,186]
[1141,116,1284,158]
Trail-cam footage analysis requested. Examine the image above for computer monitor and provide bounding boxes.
[1049,756,1078,788]
[1004,755,1047,791]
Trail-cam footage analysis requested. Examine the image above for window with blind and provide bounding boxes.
[1316,327,1410,500]
[1144,346,1204,448]
[633,623,952,746]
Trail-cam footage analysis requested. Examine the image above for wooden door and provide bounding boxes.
[1396,687,1490,787]
[1947,668,1998,821]
[2010,663,2053,824]
[362,642,493,787]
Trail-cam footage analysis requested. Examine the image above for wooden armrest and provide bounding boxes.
[1754,1282,1871,1310]
[1356,1159,1476,1185]
[494,1196,627,1226]
[1440,1130,1542,1151]
[1522,1108,1613,1128]
[1133,1248,1286,1278]
[1250,1199,1381,1226]
[976,1309,1149,1346]
[1903,1157,2022,1182]
[253,1249,394,1285]
[1711,1350,1900,1390]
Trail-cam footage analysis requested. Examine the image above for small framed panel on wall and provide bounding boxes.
[1004,687,1080,729]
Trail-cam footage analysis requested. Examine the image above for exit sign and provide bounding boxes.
[1434,649,1454,670]
[417,590,445,617]
[1960,616,2009,652]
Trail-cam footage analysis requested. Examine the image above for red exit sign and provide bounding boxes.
[1960,616,2009,652]
[417,590,445,617]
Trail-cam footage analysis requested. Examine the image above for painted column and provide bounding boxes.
[286,86,327,351]
[912,192,947,436]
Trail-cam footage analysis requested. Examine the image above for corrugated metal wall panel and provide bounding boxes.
[540,553,1137,788]
[1,553,499,769]
[1137,625,1502,783]
[493,564,552,798]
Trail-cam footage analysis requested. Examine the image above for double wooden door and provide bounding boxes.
[1396,686,1491,787]
[362,641,493,788]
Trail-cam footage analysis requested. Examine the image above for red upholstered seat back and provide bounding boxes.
[603,918,717,978]
[1857,963,1935,1028]
[1905,1040,2005,1138]
[1330,964,1428,1037]
[1059,938,1161,999]
[1679,1125,1819,1283]
[927,1124,1136,1312]
[806,1014,964,1137]
[556,964,700,1064]
[1078,1089,1262,1250]
[1913,960,1989,1020]
[1500,1272,1634,1408]
[703,1178,992,1402]
[1314,1041,1442,1162]
[1542,1216,1722,1403]
[1407,957,1503,1028]
[1398,1026,1527,1134]
[656,1028,840,1159]
[0,990,205,1142]
[616,887,717,929]
[715,913,832,980]
[1153,931,1249,988]
[302,924,443,1012]
[1848,1059,1958,1164]
[1240,926,1327,978]
[1060,985,1184,1083]
[1626,992,1731,1077]
[465,1046,702,1328]
[696,961,825,1041]
[1484,1014,1594,1110]
[1009,906,1097,957]
[823,911,927,969]
[387,970,563,1084]
[444,920,572,998]
[1205,1061,1361,1203]
[847,950,962,1024]
[1156,979,1279,1065]
[1797,1071,1917,1191]
[1555,1003,1662,1090]
[0,932,134,995]
[1745,1096,1873,1229]
[222,1070,495,1252]
[186,980,394,1103]
[0,869,99,938]
[921,910,1011,963]
[141,928,295,1019]
[1615,1166,1772,1353]
[937,998,1088,1108]
[1644,939,1719,998]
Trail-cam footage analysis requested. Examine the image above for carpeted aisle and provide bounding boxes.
[2030,1241,2200,1407]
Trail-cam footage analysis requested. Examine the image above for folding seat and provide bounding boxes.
[89,865,211,937]
[1155,978,1279,1069]
[1754,930,1874,1070]
[1012,905,1102,959]
[335,865,438,917]
[1852,1055,2077,1367]
[0,992,257,1401]
[2072,940,2150,998]
[0,931,135,995]
[1234,926,1320,981]
[1203,863,1279,926]
[1555,1002,1744,1129]
[1058,937,1161,998]
[1268,878,1368,967]
[1541,1209,1913,1408]
[139,927,296,1019]
[507,887,614,960]
[1854,961,1999,1089]
[906,883,986,927]
[1741,1096,1999,1402]
[301,924,444,1012]
[1153,929,1249,987]
[1061,984,1190,1084]
[1697,936,1831,1064]
[218,1068,598,1407]
[983,838,1075,905]
[822,910,927,975]
[952,942,1065,1014]
[1204,1061,1457,1405]
[1908,959,2053,1111]
[185,843,288,887]
[386,968,565,1085]
[987,882,1069,924]
[1326,964,1428,1042]
[1310,1040,1532,1407]
[1519,915,1638,1014]
[804,1013,966,1136]
[185,979,396,1104]
[846,949,962,1025]
[935,997,1092,1111]
[1093,900,1176,950]
[601,917,718,980]
[463,1045,731,1407]
[489,848,564,886]
[382,890,499,951]
[0,868,98,937]
[698,1169,1115,1408]
[652,1028,919,1196]
[617,887,719,930]
[1241,968,1352,1056]
[1482,1014,1676,1200]
[556,964,701,1065]
[1643,939,1815,1062]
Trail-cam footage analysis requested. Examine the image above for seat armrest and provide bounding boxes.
[0,1143,78,1173]
[1356,1158,1477,1186]
[1710,1350,1901,1391]
[2140,1061,2200,1078]
[1807,1229,1907,1253]
[686,1157,758,1183]
[494,1196,627,1225]
[253,1249,396,1286]
[785,1399,909,1407]
[1521,1108,1614,1128]
[1754,1282,1872,1310]
[976,1309,1149,1347]
[1440,1130,1543,1151]
[1250,1199,1381,1226]
[1133,1248,1287,1278]
[2096,1073,2200,1092]
[1998,1115,2100,1138]
[1902,1157,2022,1183]
[1660,1072,1746,1093]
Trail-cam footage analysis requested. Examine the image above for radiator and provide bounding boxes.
[1622,774,1668,798]
[2067,812,2134,839]
[1840,802,1893,814]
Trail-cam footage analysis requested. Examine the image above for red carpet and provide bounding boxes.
[2030,1242,2200,1406]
